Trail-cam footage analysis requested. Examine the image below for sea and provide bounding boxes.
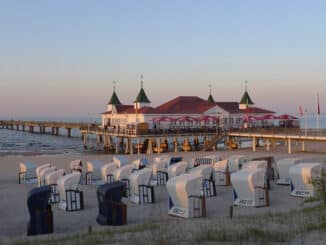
[0,115,325,156]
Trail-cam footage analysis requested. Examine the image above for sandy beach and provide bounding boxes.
[0,143,325,241]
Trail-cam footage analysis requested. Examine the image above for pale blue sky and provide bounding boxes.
[0,0,325,118]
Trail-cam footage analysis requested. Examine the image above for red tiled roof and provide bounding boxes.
[115,105,134,113]
[154,96,215,114]
[122,106,157,114]
[101,111,112,115]
[247,107,275,114]
[101,97,275,115]
[215,102,274,114]
[215,102,243,113]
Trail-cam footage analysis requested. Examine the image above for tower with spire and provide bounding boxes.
[207,83,215,103]
[239,80,254,110]
[134,74,151,109]
[107,81,122,112]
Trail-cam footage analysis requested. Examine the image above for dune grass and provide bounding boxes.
[7,204,326,245]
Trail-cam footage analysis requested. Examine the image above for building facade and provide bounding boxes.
[101,80,275,130]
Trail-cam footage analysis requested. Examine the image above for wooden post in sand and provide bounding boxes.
[82,133,87,148]
[252,136,256,152]
[115,138,119,154]
[266,139,270,151]
[103,135,108,150]
[67,128,72,137]
[288,138,292,154]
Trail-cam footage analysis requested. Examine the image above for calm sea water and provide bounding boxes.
[0,115,325,155]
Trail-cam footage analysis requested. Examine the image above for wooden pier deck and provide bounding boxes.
[227,128,326,154]
[0,120,91,137]
[1,120,325,154]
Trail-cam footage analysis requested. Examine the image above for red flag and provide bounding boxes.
[317,94,320,115]
[299,105,303,117]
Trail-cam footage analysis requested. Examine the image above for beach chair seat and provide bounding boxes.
[276,158,301,185]
[57,173,83,211]
[129,168,154,204]
[213,160,230,186]
[167,174,205,218]
[289,163,322,197]
[231,168,269,207]
[86,160,104,185]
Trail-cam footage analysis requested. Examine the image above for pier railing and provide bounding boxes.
[228,127,326,137]
[80,125,220,137]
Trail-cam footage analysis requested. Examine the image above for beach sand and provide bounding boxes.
[0,143,325,240]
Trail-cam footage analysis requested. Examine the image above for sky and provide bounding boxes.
[0,0,325,119]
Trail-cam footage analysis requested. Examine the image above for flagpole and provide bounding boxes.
[304,109,307,137]
[316,93,320,129]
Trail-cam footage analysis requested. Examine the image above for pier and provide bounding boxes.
[1,120,325,154]
[79,125,222,154]
[227,128,326,154]
[0,120,90,137]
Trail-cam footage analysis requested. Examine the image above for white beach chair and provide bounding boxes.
[101,162,117,183]
[150,156,170,185]
[129,168,154,204]
[227,155,249,173]
[167,174,205,218]
[36,163,52,184]
[38,166,57,187]
[243,160,268,171]
[231,168,269,207]
[132,158,149,170]
[18,162,37,184]
[276,158,301,185]
[189,165,216,197]
[69,159,83,173]
[113,156,128,168]
[289,163,322,197]
[57,173,83,211]
[113,164,134,196]
[167,161,189,179]
[86,160,104,185]
[192,154,221,168]
[213,159,230,186]
[45,169,66,203]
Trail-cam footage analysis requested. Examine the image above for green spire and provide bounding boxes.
[207,94,215,103]
[207,83,215,103]
[134,74,151,103]
[107,81,122,105]
[239,80,254,105]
